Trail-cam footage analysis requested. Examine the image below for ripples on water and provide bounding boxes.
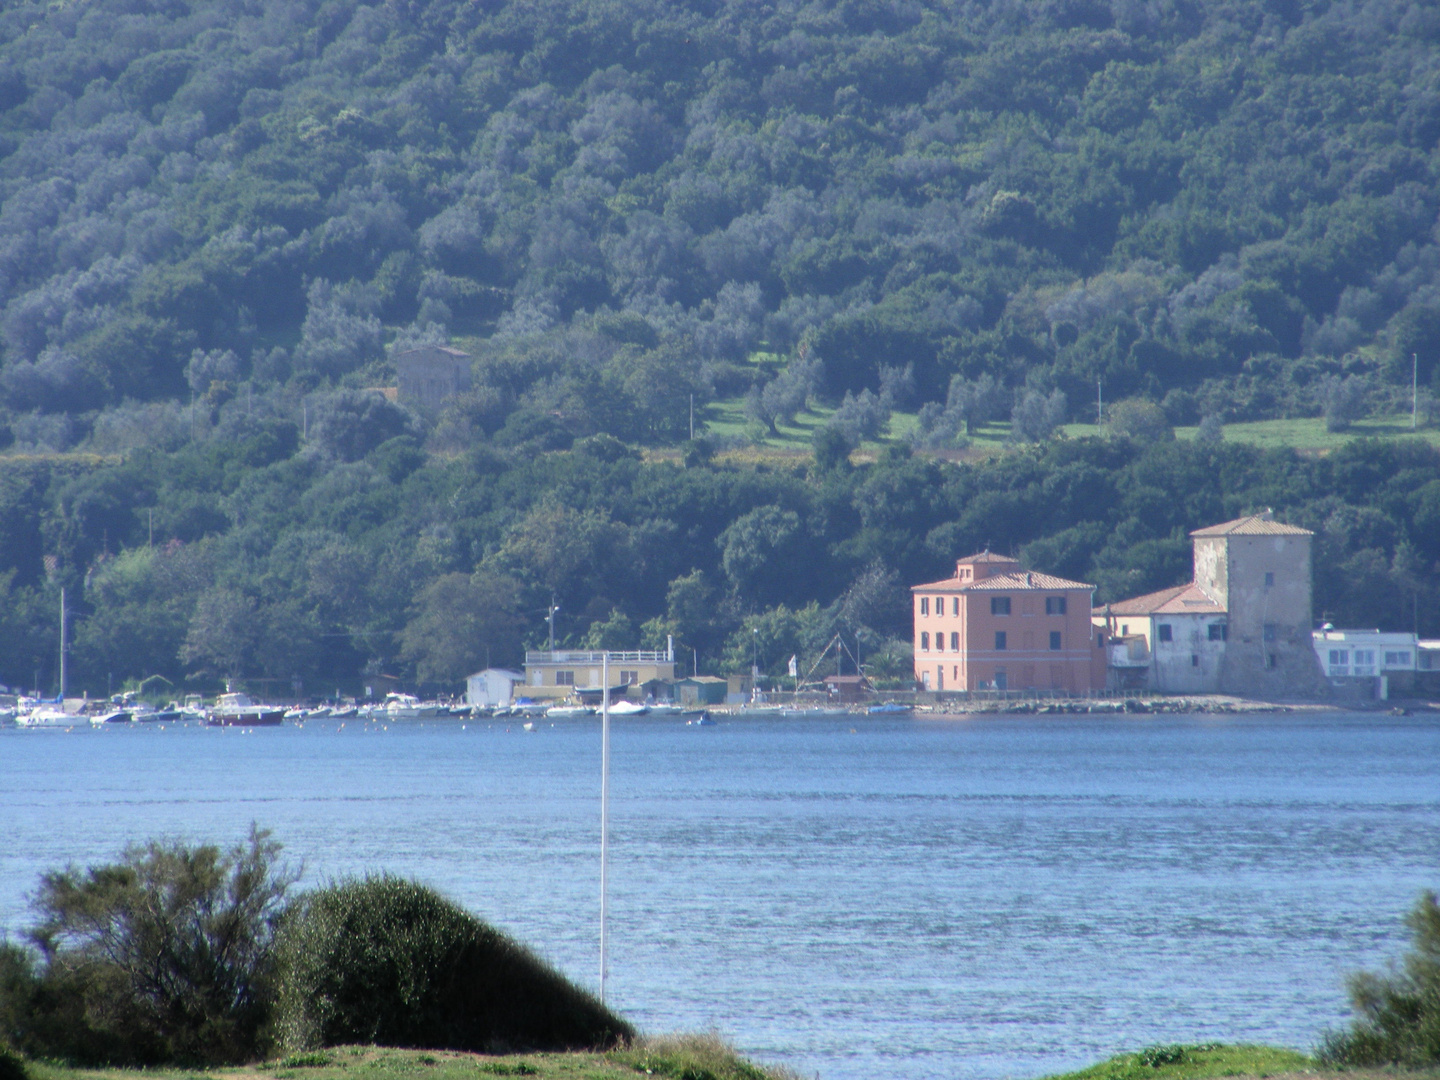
[2,713,1437,1080]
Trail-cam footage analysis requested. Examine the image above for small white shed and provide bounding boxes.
[466,668,524,707]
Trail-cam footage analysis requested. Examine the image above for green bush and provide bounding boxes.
[271,877,632,1055]
[0,1043,26,1080]
[0,827,294,1067]
[1321,890,1440,1066]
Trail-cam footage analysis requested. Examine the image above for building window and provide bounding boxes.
[1049,631,1062,650]
[621,670,638,685]
[1383,651,1411,668]
[991,597,1011,615]
[952,597,960,616]
[1328,649,1349,675]
[1191,654,1199,667]
[1264,571,1274,587]
[950,632,959,651]
[1208,623,1227,641]
[936,633,945,652]
[556,671,575,685]
[1353,649,1376,675]
[937,666,944,690]
[995,630,1007,650]
[920,632,930,651]
[1045,596,1067,615]
[994,669,1008,690]
[1263,623,1277,642]
[1266,654,1277,669]
[1121,623,1129,635]
[920,597,929,616]
[1157,624,1173,643]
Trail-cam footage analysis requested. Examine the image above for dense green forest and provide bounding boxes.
[0,0,1438,694]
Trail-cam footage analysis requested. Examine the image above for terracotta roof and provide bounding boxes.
[956,551,1020,565]
[1190,513,1311,537]
[1105,582,1225,616]
[912,570,1094,592]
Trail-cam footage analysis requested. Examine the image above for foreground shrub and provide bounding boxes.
[272,876,632,1054]
[0,1043,26,1080]
[1321,890,1440,1066]
[0,827,293,1066]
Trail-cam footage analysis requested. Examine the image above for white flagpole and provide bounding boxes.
[600,652,610,1003]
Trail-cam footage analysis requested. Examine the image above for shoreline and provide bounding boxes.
[707,694,1440,717]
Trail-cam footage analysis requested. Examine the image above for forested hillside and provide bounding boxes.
[1,0,1438,694]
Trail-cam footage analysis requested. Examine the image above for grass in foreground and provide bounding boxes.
[1040,1042,1440,1080]
[21,1038,792,1080]
[1041,1044,1313,1080]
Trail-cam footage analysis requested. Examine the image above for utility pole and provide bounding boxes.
[58,587,66,700]
[1096,378,1103,426]
[599,652,611,1003]
[547,597,560,653]
[689,394,694,441]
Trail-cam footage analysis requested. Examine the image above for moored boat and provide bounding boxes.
[545,704,594,719]
[606,700,648,716]
[17,708,82,728]
[206,692,285,726]
[382,693,448,720]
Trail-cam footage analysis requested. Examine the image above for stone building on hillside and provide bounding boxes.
[394,345,471,411]
[1097,511,1327,697]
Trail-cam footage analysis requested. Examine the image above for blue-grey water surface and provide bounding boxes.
[2,712,1438,1080]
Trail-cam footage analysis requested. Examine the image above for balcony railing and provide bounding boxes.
[526,650,673,664]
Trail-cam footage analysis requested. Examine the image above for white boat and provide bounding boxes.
[207,693,285,726]
[646,703,684,716]
[546,704,594,719]
[383,693,447,719]
[17,708,81,729]
[88,710,132,725]
[605,701,648,716]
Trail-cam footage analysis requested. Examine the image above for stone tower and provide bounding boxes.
[1190,511,1327,696]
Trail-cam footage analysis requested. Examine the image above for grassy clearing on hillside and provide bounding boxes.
[1062,415,1440,451]
[702,396,1439,466]
[21,1038,792,1080]
[699,398,1014,462]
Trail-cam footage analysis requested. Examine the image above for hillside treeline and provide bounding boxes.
[2,433,1437,694]
[1,0,1440,455]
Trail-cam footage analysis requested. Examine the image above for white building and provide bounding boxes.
[466,668,524,708]
[1312,629,1416,678]
[1312,629,1418,698]
[1097,582,1229,693]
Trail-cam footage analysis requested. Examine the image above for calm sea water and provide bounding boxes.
[2,712,1438,1080]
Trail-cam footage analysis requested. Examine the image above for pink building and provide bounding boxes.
[911,552,1106,692]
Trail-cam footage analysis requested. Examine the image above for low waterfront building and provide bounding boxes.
[677,675,727,706]
[523,648,676,700]
[910,552,1106,692]
[466,667,524,708]
[1097,583,1228,693]
[1313,628,1419,698]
